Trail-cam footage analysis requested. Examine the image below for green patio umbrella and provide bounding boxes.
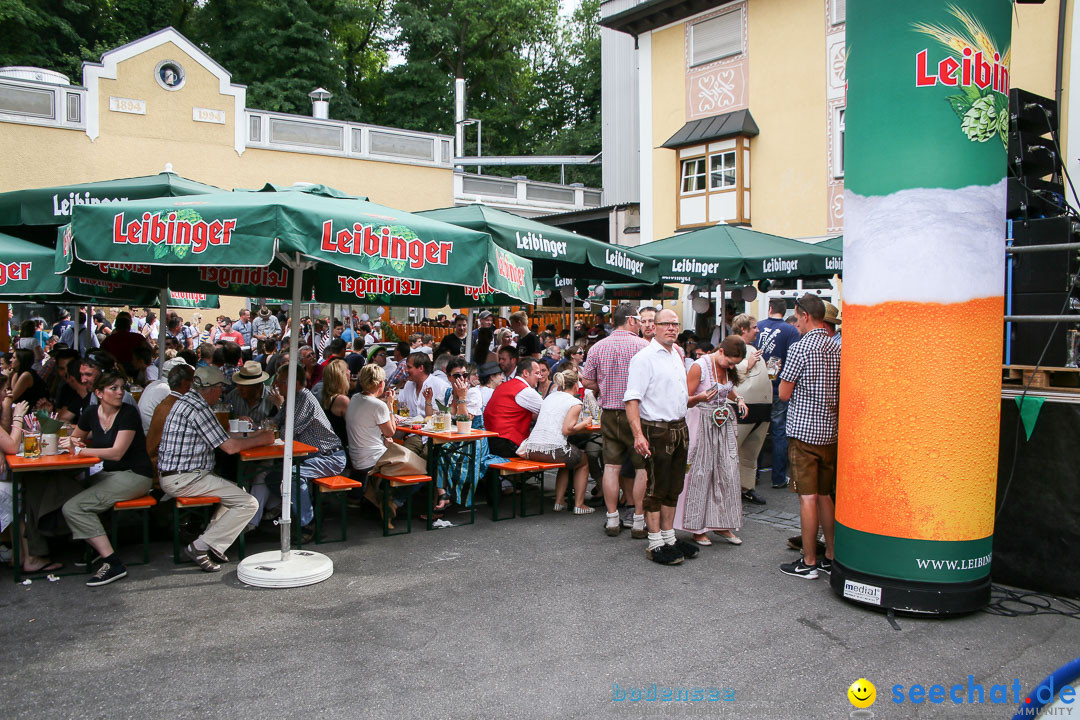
[0,171,222,236]
[417,204,660,284]
[66,187,535,587]
[637,224,843,283]
[68,190,533,302]
[819,235,844,274]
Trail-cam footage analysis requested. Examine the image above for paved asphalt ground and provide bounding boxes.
[2,480,1078,720]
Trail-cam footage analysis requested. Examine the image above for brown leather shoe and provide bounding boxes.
[605,522,622,537]
[631,527,648,539]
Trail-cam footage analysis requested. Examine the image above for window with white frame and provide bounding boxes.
[831,0,846,26]
[681,157,707,193]
[710,151,737,189]
[833,107,845,178]
[676,137,751,227]
[690,9,743,67]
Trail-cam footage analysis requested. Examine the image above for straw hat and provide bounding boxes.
[258,306,272,318]
[232,360,269,385]
[824,302,842,326]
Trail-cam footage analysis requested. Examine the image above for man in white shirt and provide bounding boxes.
[138,357,193,431]
[398,351,452,437]
[624,308,697,566]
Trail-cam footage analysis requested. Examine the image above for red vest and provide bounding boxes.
[483,379,533,446]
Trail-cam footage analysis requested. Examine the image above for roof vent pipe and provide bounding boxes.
[309,88,331,119]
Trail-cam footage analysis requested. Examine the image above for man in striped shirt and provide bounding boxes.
[580,303,649,538]
[157,367,274,572]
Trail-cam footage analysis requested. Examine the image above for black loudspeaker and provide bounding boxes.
[1009,217,1080,294]
[1005,291,1080,366]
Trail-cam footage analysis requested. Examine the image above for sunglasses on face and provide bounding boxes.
[450,372,467,379]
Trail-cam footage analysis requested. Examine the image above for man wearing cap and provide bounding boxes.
[138,356,193,431]
[53,310,73,338]
[252,306,281,350]
[471,310,494,347]
[157,366,273,571]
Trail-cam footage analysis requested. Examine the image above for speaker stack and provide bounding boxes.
[1004,88,1078,368]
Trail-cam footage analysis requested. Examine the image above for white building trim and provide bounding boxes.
[81,27,247,156]
[638,32,653,246]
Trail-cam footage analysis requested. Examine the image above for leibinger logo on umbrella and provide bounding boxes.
[113,211,237,254]
[171,292,207,301]
[671,259,720,277]
[516,231,567,258]
[605,248,645,276]
[199,267,290,290]
[464,268,497,301]
[0,262,32,286]
[763,257,799,274]
[75,278,123,292]
[91,263,153,276]
[54,192,128,217]
[337,274,422,298]
[320,220,453,269]
[496,250,527,288]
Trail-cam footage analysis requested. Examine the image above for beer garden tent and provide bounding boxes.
[636,224,844,284]
[0,171,222,242]
[418,204,661,344]
[65,186,536,588]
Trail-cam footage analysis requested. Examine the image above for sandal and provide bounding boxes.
[184,543,221,572]
[23,560,63,574]
[573,505,595,515]
[692,534,713,546]
[553,503,567,512]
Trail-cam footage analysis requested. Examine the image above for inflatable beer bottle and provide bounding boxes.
[834,0,1011,614]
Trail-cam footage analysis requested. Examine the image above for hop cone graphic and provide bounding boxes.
[961,95,999,142]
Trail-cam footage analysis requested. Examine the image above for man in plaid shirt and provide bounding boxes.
[580,303,649,538]
[777,294,841,580]
[157,366,274,572]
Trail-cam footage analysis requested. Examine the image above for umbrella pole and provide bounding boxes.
[158,289,168,367]
[237,253,333,589]
[464,307,473,361]
[717,281,726,341]
[278,253,305,562]
[569,295,575,347]
[71,306,79,353]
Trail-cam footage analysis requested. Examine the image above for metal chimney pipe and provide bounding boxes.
[309,87,331,119]
[454,78,466,158]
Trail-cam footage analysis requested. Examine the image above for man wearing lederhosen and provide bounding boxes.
[623,309,700,566]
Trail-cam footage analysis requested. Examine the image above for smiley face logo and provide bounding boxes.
[847,678,876,708]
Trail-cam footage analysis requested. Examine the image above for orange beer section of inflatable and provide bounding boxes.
[837,298,1003,541]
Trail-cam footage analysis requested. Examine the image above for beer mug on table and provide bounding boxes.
[23,431,40,459]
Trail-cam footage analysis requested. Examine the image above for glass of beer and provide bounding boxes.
[767,357,780,381]
[23,431,40,459]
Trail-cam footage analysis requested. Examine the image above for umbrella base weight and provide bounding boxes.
[237,550,334,588]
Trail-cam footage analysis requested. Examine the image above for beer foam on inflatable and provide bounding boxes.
[843,179,1006,305]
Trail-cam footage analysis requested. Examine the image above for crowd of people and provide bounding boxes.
[0,295,840,586]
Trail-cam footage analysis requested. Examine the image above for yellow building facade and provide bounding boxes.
[0,28,457,321]
[602,0,1070,245]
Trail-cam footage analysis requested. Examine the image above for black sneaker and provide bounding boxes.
[647,545,684,565]
[672,539,700,559]
[779,558,819,579]
[86,561,127,587]
[817,557,833,575]
[741,489,767,505]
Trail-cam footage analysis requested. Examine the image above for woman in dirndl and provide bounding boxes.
[675,334,748,547]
